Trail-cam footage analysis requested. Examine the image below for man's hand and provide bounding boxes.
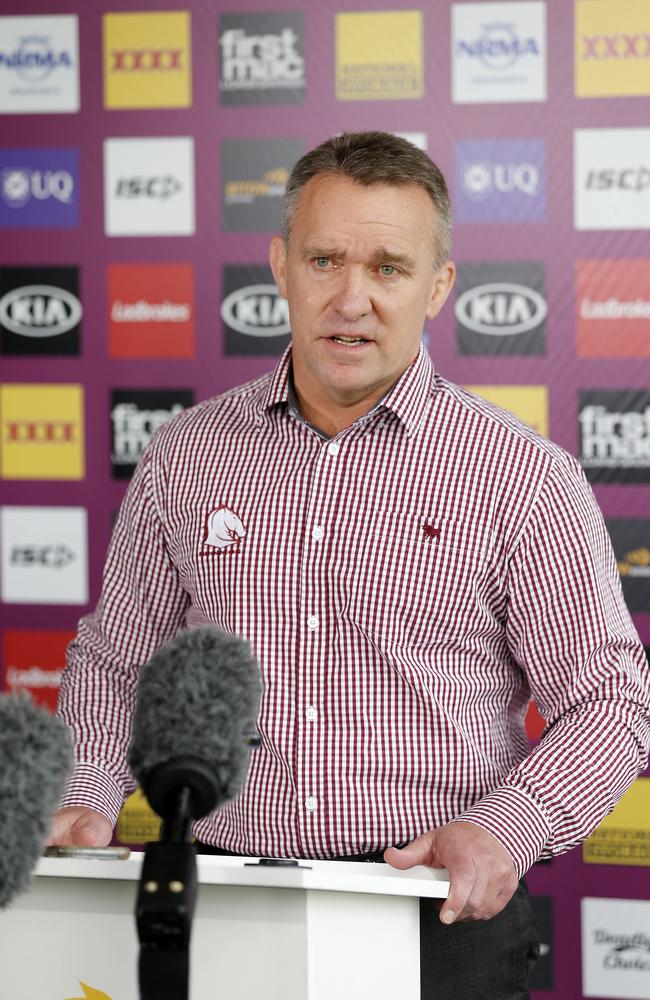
[385,821,518,925]
[46,806,113,848]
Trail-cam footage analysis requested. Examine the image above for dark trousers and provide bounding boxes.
[197,845,540,999]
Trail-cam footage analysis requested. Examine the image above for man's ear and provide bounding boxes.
[425,261,456,320]
[269,236,288,299]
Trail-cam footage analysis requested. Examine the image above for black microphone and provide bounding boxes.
[127,625,262,1000]
[0,692,73,909]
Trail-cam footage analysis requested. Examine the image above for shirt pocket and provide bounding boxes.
[343,511,489,649]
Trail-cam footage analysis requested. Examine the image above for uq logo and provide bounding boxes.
[0,148,79,228]
[455,139,545,222]
[1,167,74,208]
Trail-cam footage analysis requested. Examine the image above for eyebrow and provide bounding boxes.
[300,245,417,272]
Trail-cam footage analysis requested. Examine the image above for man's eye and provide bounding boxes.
[314,257,331,268]
[379,264,398,276]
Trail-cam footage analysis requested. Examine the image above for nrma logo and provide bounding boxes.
[457,21,541,70]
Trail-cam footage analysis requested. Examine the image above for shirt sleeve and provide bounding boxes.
[456,450,650,876]
[56,439,189,825]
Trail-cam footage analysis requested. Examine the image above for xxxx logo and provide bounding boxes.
[110,49,183,71]
[582,34,650,59]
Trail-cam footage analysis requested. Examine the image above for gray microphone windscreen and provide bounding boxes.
[0,692,73,908]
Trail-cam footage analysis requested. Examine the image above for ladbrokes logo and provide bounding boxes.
[0,147,79,229]
[336,11,423,101]
[222,265,290,357]
[103,11,191,109]
[221,138,304,231]
[579,390,650,483]
[219,12,305,105]
[576,0,650,97]
[0,266,81,356]
[454,139,545,222]
[582,898,650,997]
[0,506,88,605]
[452,1,546,104]
[455,262,546,356]
[2,628,74,712]
[0,383,84,480]
[108,263,194,359]
[577,260,650,358]
[110,388,193,479]
[104,137,195,236]
[574,128,650,231]
[0,15,79,113]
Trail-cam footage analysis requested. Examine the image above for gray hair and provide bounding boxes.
[282,131,453,268]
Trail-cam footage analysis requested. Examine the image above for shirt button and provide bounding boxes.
[327,442,340,457]
[307,615,319,631]
[305,796,318,812]
[306,706,317,722]
[312,526,324,541]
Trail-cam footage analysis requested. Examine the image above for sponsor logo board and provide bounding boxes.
[579,390,650,483]
[529,895,554,991]
[110,388,193,479]
[221,265,290,356]
[394,132,427,151]
[104,137,195,236]
[0,506,88,605]
[108,263,194,359]
[607,519,650,613]
[574,128,650,231]
[0,147,79,229]
[2,629,75,711]
[103,11,191,109]
[576,260,650,358]
[455,262,546,355]
[576,0,650,98]
[582,897,650,998]
[584,777,650,867]
[0,266,81,356]
[0,383,84,480]
[116,788,161,845]
[336,11,423,101]
[454,139,545,222]
[464,385,548,437]
[451,2,546,104]
[0,15,79,114]
[219,11,305,105]
[221,137,304,232]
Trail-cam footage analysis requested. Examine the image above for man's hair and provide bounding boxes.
[282,131,452,268]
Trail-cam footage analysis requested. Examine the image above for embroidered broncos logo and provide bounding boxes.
[204,505,247,550]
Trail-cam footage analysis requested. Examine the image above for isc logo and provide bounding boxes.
[115,176,181,200]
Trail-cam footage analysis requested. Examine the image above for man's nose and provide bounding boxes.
[332,267,372,320]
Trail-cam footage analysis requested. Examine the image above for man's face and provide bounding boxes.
[269,173,455,416]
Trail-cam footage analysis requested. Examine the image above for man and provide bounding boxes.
[51,133,650,998]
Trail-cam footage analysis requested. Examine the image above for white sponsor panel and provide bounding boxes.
[582,897,650,998]
[394,132,428,151]
[452,1,546,104]
[574,128,650,231]
[104,137,195,236]
[0,15,79,114]
[0,505,88,605]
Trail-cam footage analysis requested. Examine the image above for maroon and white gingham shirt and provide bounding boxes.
[58,346,650,875]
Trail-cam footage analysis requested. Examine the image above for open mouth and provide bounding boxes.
[329,335,370,346]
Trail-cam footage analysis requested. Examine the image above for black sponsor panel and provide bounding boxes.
[529,895,553,991]
[579,389,650,484]
[607,519,650,613]
[221,138,304,231]
[110,388,193,480]
[0,265,81,355]
[222,265,291,357]
[455,261,546,356]
[219,12,305,106]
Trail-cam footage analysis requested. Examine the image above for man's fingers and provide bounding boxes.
[46,807,112,847]
[384,833,438,870]
[440,864,476,924]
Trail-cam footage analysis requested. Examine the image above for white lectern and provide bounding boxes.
[0,853,449,999]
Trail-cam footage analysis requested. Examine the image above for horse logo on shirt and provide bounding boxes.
[203,505,247,551]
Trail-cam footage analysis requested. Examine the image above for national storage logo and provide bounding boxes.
[576,260,650,359]
[336,10,423,101]
[104,137,195,236]
[0,383,84,480]
[0,266,81,356]
[108,263,194,359]
[0,147,79,229]
[222,265,290,357]
[454,138,545,223]
[110,388,193,479]
[0,505,88,605]
[455,262,546,355]
[576,0,650,98]
[464,385,548,437]
[574,128,650,231]
[219,11,305,105]
[579,390,650,484]
[584,777,650,867]
[451,1,546,104]
[0,14,79,114]
[221,138,304,232]
[103,11,191,109]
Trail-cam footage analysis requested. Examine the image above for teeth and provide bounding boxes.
[333,336,364,344]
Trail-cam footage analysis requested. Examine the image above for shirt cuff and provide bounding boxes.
[453,784,552,877]
[58,762,125,828]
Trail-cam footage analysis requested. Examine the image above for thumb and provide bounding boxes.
[384,832,437,870]
[71,818,106,847]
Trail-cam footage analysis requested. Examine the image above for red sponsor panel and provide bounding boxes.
[2,629,75,711]
[525,700,546,741]
[108,263,195,358]
[577,259,650,358]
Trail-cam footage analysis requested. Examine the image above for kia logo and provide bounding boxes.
[455,282,547,335]
[221,284,290,337]
[0,285,82,337]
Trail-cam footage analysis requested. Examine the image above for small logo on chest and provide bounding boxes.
[203,505,247,552]
[422,522,441,541]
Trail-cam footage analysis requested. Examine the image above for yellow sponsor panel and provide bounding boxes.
[464,386,549,438]
[583,777,650,866]
[116,787,161,845]
[336,11,423,101]
[576,0,650,97]
[103,11,192,109]
[0,384,84,480]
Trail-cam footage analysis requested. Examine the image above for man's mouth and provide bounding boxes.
[329,335,370,346]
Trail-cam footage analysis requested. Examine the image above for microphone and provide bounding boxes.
[0,692,73,909]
